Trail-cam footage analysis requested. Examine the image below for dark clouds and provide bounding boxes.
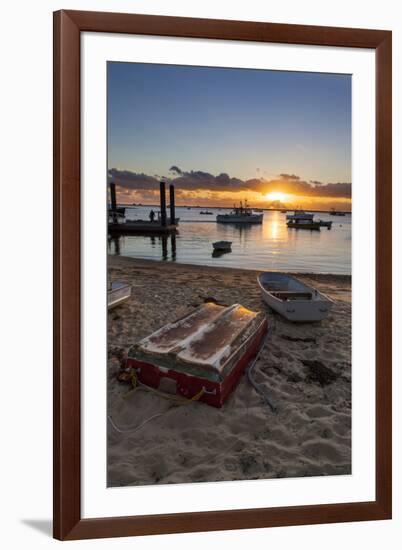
[108,166,351,199]
[279,173,300,181]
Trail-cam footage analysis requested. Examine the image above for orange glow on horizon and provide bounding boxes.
[265,191,287,202]
[120,188,351,212]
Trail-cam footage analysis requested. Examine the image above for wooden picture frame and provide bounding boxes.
[53,10,392,540]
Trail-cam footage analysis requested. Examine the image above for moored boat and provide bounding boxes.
[318,219,333,228]
[108,281,131,309]
[330,208,346,216]
[212,240,232,251]
[257,272,333,322]
[287,219,321,230]
[216,200,263,224]
[286,209,314,221]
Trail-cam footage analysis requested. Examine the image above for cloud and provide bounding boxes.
[279,173,300,181]
[108,167,351,199]
[169,165,182,175]
[108,169,159,189]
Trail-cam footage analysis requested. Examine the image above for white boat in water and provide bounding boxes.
[212,240,232,251]
[257,272,333,322]
[108,281,131,310]
[216,200,263,224]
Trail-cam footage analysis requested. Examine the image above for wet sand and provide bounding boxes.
[107,256,351,487]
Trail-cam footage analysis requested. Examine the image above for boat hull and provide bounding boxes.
[216,214,263,224]
[287,221,320,230]
[213,241,232,251]
[257,273,333,322]
[126,317,267,407]
[108,282,131,309]
[126,304,267,407]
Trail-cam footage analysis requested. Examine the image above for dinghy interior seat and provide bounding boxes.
[271,291,313,301]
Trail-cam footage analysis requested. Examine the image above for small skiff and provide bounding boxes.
[257,272,333,322]
[108,281,131,310]
[126,302,267,407]
[212,240,232,251]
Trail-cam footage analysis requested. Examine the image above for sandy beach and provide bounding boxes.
[107,256,351,487]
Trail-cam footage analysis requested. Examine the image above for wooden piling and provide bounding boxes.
[160,181,167,227]
[110,182,117,211]
[169,184,175,225]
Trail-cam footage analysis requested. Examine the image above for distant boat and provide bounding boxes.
[280,209,288,214]
[287,219,321,230]
[330,208,346,216]
[212,240,232,251]
[108,281,131,310]
[216,200,263,224]
[257,272,333,322]
[286,210,314,221]
[318,219,333,229]
[200,211,213,215]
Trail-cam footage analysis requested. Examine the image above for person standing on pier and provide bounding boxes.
[149,209,155,223]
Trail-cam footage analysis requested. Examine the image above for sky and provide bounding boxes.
[108,62,351,209]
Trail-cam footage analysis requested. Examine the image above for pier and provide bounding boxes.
[108,181,178,235]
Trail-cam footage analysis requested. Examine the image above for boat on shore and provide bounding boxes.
[108,281,131,310]
[257,272,333,322]
[287,219,321,230]
[126,302,267,407]
[216,200,263,224]
[212,240,232,251]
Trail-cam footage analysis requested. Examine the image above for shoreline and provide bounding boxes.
[108,255,352,282]
[107,255,351,487]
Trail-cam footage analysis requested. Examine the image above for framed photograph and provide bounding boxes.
[53,10,392,540]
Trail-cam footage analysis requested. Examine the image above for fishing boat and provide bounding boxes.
[108,281,131,310]
[287,219,321,230]
[212,240,232,251]
[257,272,333,322]
[216,200,263,224]
[126,302,267,407]
[286,209,314,221]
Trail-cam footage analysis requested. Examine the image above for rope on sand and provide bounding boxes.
[108,387,205,435]
[246,322,278,414]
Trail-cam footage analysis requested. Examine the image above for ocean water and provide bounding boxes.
[108,206,351,275]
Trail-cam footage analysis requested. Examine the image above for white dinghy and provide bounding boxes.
[108,281,131,310]
[257,272,333,322]
[212,240,232,251]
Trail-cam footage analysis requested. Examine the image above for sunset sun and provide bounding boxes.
[265,191,286,202]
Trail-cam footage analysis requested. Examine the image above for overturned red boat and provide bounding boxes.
[126,302,267,408]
